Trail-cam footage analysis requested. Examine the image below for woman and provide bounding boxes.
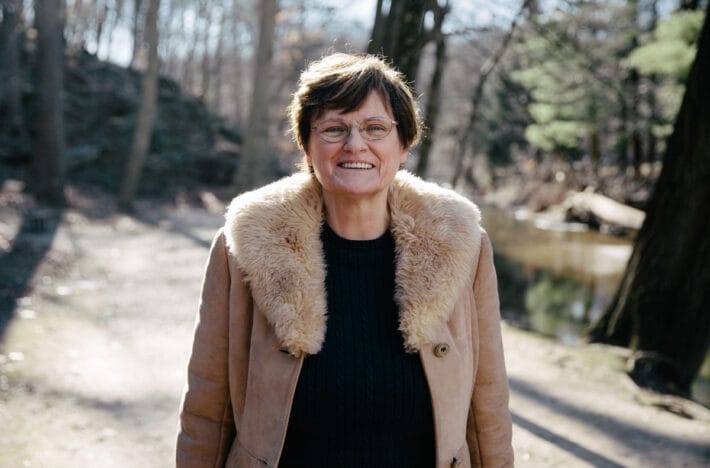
[177,53,513,467]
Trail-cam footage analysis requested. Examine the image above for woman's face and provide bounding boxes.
[306,91,408,203]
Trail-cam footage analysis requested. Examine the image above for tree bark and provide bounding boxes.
[415,1,449,177]
[366,0,428,86]
[588,3,710,396]
[1,0,24,135]
[33,0,66,205]
[118,0,161,210]
[212,5,227,115]
[233,0,278,191]
[130,0,144,68]
[368,0,385,52]
[198,0,211,100]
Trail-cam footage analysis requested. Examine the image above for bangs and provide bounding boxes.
[305,70,390,121]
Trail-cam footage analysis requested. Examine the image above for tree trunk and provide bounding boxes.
[366,0,428,86]
[212,5,227,115]
[33,0,66,205]
[451,1,526,187]
[118,0,161,210]
[233,0,278,191]
[130,0,144,68]
[94,0,109,55]
[588,3,710,396]
[198,0,211,100]
[628,0,644,176]
[1,0,24,135]
[415,1,449,177]
[368,0,385,52]
[589,125,601,174]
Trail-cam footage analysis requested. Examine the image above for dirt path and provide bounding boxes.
[0,202,708,467]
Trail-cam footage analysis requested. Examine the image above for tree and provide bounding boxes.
[118,0,161,210]
[589,3,710,397]
[367,0,429,85]
[451,0,528,187]
[0,0,24,137]
[509,2,625,169]
[130,0,145,68]
[33,0,66,205]
[234,0,278,191]
[415,0,449,177]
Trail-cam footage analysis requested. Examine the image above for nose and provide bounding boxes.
[343,124,367,151]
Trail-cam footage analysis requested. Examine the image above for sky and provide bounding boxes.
[96,0,521,66]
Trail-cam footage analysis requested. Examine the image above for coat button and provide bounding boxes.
[433,343,450,357]
[451,457,462,467]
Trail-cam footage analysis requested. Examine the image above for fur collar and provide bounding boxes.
[224,171,481,356]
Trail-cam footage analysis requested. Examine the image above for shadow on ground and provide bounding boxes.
[0,208,63,342]
[510,376,710,464]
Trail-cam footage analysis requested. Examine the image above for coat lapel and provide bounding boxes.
[224,171,481,356]
[388,172,481,351]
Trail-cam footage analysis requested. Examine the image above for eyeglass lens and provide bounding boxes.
[314,118,396,142]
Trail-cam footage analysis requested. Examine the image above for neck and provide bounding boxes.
[322,191,389,240]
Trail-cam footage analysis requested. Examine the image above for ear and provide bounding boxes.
[399,147,408,164]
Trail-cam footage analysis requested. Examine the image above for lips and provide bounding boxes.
[339,162,374,169]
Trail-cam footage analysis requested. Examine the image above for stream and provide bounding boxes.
[482,205,710,407]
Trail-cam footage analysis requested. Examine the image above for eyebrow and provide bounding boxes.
[320,115,390,122]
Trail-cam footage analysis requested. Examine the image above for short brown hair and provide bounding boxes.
[287,53,421,158]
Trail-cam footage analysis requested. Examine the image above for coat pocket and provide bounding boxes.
[450,442,472,468]
[226,438,270,468]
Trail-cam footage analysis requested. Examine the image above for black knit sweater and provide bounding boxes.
[278,223,435,468]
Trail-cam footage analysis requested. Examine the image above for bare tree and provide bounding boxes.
[130,0,144,68]
[451,0,529,188]
[234,0,278,191]
[416,0,450,177]
[118,0,161,210]
[1,0,24,136]
[198,0,212,101]
[33,0,66,205]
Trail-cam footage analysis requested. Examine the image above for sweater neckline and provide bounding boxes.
[321,222,393,251]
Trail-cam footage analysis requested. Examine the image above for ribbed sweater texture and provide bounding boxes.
[278,223,435,468]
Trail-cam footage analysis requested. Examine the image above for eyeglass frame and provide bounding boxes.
[310,117,399,143]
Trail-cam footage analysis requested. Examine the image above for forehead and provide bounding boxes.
[317,91,392,121]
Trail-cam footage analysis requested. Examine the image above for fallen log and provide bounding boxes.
[563,190,645,231]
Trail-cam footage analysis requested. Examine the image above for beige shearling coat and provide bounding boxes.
[176,171,513,468]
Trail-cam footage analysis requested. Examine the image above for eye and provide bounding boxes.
[322,125,347,135]
[364,120,389,137]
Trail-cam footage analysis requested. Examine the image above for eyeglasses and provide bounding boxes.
[311,117,398,143]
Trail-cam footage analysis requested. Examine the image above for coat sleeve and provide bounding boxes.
[177,230,236,467]
[467,232,514,466]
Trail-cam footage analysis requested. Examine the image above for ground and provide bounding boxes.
[0,195,708,467]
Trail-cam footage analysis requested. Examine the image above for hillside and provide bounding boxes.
[0,45,241,198]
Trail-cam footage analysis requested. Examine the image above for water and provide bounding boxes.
[481,205,710,406]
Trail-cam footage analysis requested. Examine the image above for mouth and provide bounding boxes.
[338,162,374,169]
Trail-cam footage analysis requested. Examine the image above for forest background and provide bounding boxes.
[1,0,709,465]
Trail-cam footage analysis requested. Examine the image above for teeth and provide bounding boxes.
[340,162,373,169]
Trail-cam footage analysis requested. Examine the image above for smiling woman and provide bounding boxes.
[176,53,514,468]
